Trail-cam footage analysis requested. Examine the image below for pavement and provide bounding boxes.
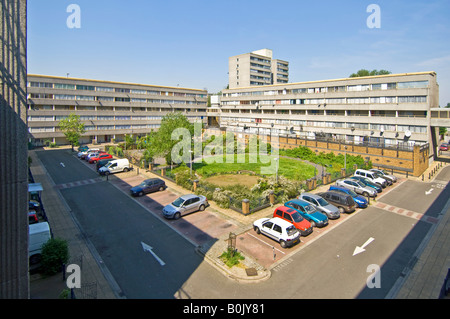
[28,146,450,299]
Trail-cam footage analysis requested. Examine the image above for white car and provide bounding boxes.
[253,217,300,248]
[370,169,397,183]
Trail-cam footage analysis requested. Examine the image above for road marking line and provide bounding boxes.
[375,202,440,225]
[246,232,286,255]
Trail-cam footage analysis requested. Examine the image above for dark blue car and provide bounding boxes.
[329,185,368,208]
[284,199,328,228]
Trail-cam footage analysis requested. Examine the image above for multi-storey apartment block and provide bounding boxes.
[26,75,208,146]
[208,71,440,175]
[228,49,289,89]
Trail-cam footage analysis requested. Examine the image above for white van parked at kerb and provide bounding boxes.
[98,158,131,175]
[29,221,51,264]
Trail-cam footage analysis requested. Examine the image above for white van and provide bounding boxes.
[98,158,131,175]
[354,169,387,188]
[29,222,51,264]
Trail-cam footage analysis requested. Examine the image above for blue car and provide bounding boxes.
[284,199,328,228]
[328,185,368,208]
[350,176,382,193]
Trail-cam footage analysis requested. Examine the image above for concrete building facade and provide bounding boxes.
[26,75,208,146]
[208,71,440,176]
[228,49,289,89]
[0,0,29,298]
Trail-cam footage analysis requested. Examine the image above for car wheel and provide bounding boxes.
[199,204,205,211]
[139,191,144,197]
[280,240,287,248]
[123,168,129,172]
[310,220,316,227]
[159,186,164,191]
[339,207,345,214]
[174,212,181,220]
[105,171,110,176]
[363,191,369,197]
[29,254,41,265]
[254,226,261,234]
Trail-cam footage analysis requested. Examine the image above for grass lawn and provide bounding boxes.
[193,154,316,181]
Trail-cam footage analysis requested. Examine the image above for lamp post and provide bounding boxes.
[189,150,194,177]
[274,157,279,184]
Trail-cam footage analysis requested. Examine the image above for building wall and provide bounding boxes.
[27,75,208,146]
[0,0,29,298]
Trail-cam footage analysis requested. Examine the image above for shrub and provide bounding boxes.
[40,238,69,276]
[220,248,245,268]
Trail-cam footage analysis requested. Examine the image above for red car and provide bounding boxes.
[273,205,313,236]
[89,153,113,164]
[439,143,449,151]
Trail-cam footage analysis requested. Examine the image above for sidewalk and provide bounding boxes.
[388,160,450,299]
[29,149,118,299]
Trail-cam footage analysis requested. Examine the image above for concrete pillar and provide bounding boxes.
[0,0,29,298]
[242,199,250,215]
[193,180,199,192]
[269,191,275,205]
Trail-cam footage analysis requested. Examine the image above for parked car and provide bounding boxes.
[28,211,39,224]
[284,199,328,228]
[29,221,51,265]
[96,159,112,171]
[130,178,167,196]
[78,145,89,152]
[354,169,387,188]
[370,168,397,183]
[317,191,356,214]
[350,176,382,193]
[88,153,113,164]
[78,148,99,159]
[439,143,449,151]
[29,200,41,213]
[162,194,209,220]
[86,151,105,161]
[328,185,368,208]
[335,178,377,198]
[273,206,313,236]
[253,217,301,248]
[297,192,340,220]
[98,159,131,175]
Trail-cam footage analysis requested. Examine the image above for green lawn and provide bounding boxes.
[193,154,316,181]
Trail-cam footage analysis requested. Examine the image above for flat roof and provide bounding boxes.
[224,71,437,91]
[27,74,206,92]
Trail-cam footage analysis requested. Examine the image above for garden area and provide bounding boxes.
[111,112,372,214]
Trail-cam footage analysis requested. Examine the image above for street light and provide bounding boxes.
[189,150,194,177]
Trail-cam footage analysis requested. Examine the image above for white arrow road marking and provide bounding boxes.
[60,162,65,168]
[353,237,375,256]
[141,242,165,266]
[425,188,434,195]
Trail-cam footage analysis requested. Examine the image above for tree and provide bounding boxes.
[152,112,194,165]
[349,69,391,77]
[58,113,85,151]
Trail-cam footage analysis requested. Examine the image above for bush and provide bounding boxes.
[220,248,245,268]
[40,238,69,276]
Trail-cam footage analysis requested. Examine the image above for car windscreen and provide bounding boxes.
[172,198,184,207]
[316,197,329,206]
[304,204,316,214]
[291,211,304,222]
[346,189,358,196]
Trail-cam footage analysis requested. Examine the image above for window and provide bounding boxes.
[397,81,428,89]
[76,85,95,91]
[54,83,75,90]
[96,86,115,92]
[273,225,282,233]
[29,82,53,88]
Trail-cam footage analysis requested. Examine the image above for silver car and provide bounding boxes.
[298,192,340,219]
[336,179,377,198]
[370,169,397,183]
[162,194,209,220]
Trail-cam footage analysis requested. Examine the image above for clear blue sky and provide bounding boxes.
[28,0,450,106]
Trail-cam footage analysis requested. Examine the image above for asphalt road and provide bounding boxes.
[36,149,204,298]
[37,148,450,299]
